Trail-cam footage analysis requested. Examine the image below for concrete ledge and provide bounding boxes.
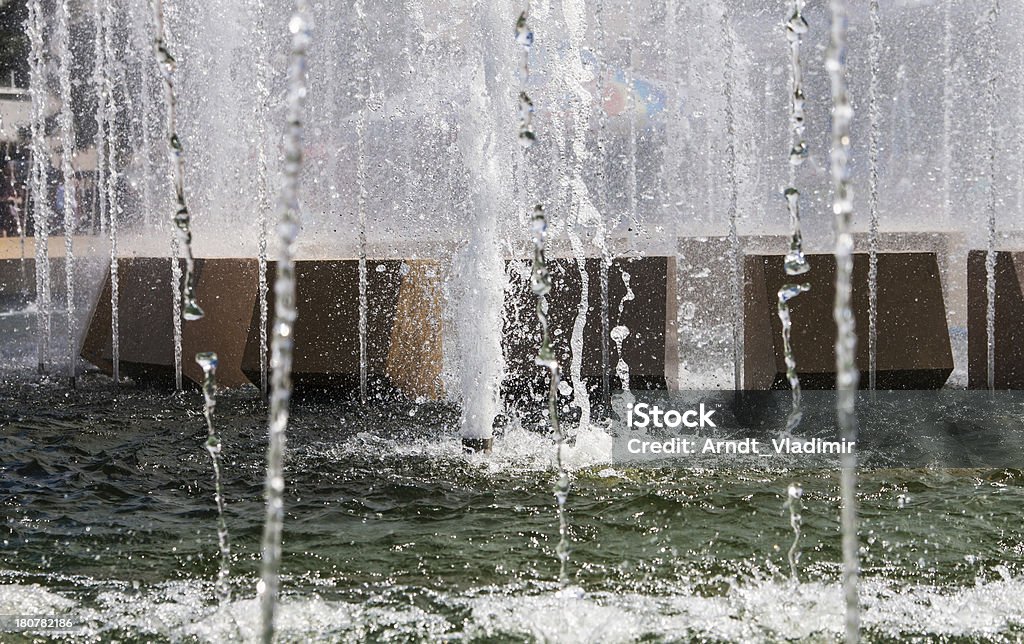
[967,250,1024,389]
[744,252,952,390]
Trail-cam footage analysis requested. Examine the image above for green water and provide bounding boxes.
[2,374,1024,642]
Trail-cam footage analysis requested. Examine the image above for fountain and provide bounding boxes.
[1,0,1024,641]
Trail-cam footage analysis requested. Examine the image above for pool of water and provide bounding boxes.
[2,372,1024,642]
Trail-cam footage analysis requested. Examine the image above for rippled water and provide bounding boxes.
[2,372,1024,642]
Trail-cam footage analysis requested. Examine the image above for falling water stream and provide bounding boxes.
[560,0,594,432]
[254,0,271,398]
[778,283,809,433]
[171,237,183,391]
[593,0,612,418]
[137,19,155,231]
[722,5,741,392]
[26,0,51,374]
[826,1,860,640]
[867,0,881,392]
[517,6,571,588]
[103,0,120,385]
[259,3,311,641]
[152,0,204,323]
[355,0,370,405]
[778,0,811,433]
[92,0,108,235]
[985,0,999,392]
[610,269,635,422]
[56,0,77,384]
[940,0,954,219]
[195,352,231,603]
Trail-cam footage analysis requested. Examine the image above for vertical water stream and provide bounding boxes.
[27,0,51,374]
[826,1,860,639]
[56,0,77,384]
[152,0,204,323]
[259,3,311,641]
[196,352,230,603]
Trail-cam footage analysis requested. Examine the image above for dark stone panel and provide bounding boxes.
[744,252,952,390]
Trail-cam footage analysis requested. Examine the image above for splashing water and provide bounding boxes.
[195,352,230,603]
[783,482,803,581]
[826,1,860,640]
[151,0,204,323]
[56,0,77,384]
[984,0,999,392]
[103,0,120,385]
[777,282,809,434]
[259,4,311,642]
[26,0,51,374]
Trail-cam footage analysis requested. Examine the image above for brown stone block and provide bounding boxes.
[241,260,441,398]
[744,252,952,390]
[81,257,257,387]
[967,250,1024,389]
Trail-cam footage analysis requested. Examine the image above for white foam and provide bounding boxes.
[4,573,1023,641]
